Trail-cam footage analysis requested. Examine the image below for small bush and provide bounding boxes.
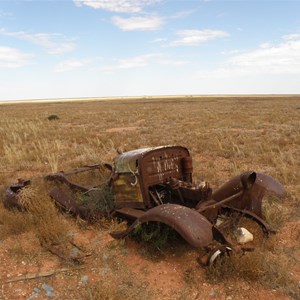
[78,184,115,218]
[47,114,59,121]
[131,221,180,251]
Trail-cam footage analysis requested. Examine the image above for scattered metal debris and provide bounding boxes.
[6,267,84,283]
[4,146,286,265]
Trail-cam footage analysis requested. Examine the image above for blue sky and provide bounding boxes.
[0,0,300,100]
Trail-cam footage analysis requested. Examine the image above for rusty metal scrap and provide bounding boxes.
[212,171,286,218]
[5,178,31,210]
[4,145,286,265]
[113,203,214,248]
[46,164,105,193]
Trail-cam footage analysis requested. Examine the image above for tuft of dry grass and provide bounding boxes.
[18,184,69,247]
[0,183,69,248]
[262,196,287,229]
[206,245,300,299]
[87,276,152,300]
[0,204,34,238]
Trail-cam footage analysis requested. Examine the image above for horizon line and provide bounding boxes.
[1,93,299,104]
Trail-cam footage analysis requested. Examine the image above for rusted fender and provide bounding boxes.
[212,172,286,218]
[111,203,215,248]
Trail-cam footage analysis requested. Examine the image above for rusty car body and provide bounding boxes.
[5,146,286,264]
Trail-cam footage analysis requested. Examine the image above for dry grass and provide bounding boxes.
[87,274,152,300]
[206,248,300,299]
[0,96,299,298]
[0,182,69,250]
[18,184,69,247]
[0,204,34,238]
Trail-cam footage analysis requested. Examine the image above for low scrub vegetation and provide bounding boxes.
[0,96,299,299]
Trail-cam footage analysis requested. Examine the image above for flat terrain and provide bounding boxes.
[0,96,299,299]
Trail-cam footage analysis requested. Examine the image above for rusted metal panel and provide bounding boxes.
[179,186,212,204]
[5,179,30,210]
[46,164,104,193]
[111,203,214,248]
[182,156,193,182]
[138,146,191,207]
[114,148,150,173]
[114,201,145,209]
[50,187,83,216]
[113,174,143,203]
[113,146,191,208]
[212,171,286,218]
[115,207,145,220]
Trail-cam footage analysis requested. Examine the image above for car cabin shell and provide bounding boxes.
[112,146,193,209]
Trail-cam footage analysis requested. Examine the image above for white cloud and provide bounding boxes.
[227,39,300,75]
[198,34,300,78]
[0,28,76,54]
[259,42,272,49]
[0,46,31,68]
[159,59,189,66]
[221,49,243,55]
[0,10,14,20]
[101,53,189,72]
[282,33,300,41]
[151,37,167,43]
[112,15,163,31]
[169,29,230,46]
[101,53,161,72]
[74,0,160,13]
[25,33,76,54]
[54,59,91,72]
[169,9,196,20]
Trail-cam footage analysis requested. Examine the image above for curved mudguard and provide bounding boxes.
[212,172,286,218]
[111,203,214,248]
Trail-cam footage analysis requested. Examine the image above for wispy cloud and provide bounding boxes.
[0,10,14,20]
[282,33,300,41]
[198,34,300,77]
[228,39,300,75]
[112,15,163,31]
[101,53,161,72]
[74,0,160,13]
[169,29,230,46]
[0,46,32,68]
[0,28,76,54]
[54,58,91,72]
[151,37,167,43]
[101,53,188,72]
[159,59,189,66]
[221,49,244,55]
[111,9,194,32]
[169,9,196,20]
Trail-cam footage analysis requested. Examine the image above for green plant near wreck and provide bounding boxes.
[78,184,115,216]
[131,221,180,251]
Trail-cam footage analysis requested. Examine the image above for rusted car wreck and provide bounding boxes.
[5,146,286,264]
